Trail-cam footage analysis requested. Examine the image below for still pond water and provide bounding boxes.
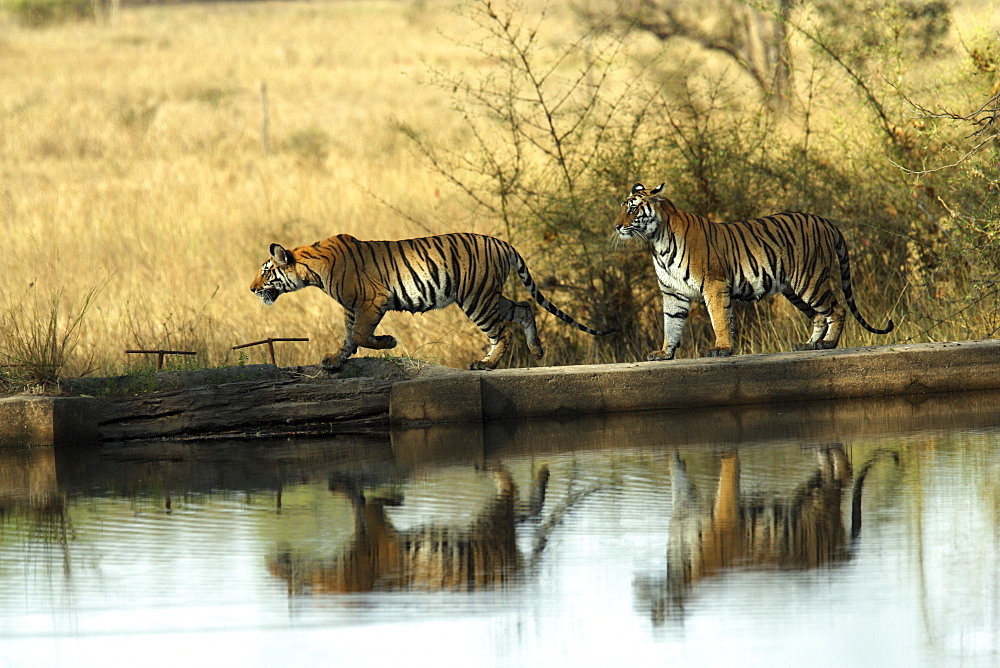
[1,391,999,667]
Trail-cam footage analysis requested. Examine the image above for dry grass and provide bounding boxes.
[0,0,528,374]
[1,0,998,378]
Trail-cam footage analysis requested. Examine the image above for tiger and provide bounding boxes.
[613,182,894,360]
[634,446,898,624]
[250,232,614,371]
[267,467,547,593]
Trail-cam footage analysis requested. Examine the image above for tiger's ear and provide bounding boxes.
[270,243,293,268]
[631,183,645,194]
[650,183,665,196]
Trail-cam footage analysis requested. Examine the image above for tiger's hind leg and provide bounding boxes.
[472,325,513,370]
[784,288,827,351]
[500,297,544,360]
[784,284,845,351]
[817,301,846,349]
[790,312,830,351]
[459,293,512,370]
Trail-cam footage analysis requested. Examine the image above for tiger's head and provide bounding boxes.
[613,182,670,245]
[250,243,312,305]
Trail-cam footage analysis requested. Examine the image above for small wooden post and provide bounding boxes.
[125,349,197,370]
[231,337,309,365]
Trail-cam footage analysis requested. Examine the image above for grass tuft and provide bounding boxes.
[0,283,102,392]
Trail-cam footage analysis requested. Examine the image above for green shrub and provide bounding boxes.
[399,0,1000,365]
[3,0,93,27]
[285,126,331,168]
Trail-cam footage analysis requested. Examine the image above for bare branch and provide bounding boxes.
[886,134,997,175]
[886,81,1000,174]
[786,17,897,143]
[899,86,1000,139]
[582,0,792,110]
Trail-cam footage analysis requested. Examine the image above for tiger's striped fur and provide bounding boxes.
[250,232,613,371]
[634,446,897,624]
[267,468,529,593]
[613,183,894,360]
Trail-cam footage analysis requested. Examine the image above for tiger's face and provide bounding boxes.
[250,243,307,305]
[613,182,666,244]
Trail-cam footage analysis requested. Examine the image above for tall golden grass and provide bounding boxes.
[1,0,998,381]
[1,0,516,376]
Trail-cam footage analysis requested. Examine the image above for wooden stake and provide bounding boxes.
[125,349,197,370]
[231,337,309,365]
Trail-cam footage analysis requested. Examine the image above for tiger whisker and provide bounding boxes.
[610,228,649,249]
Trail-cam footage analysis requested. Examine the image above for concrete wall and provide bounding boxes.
[0,396,99,447]
[390,340,1000,427]
[5,340,1000,445]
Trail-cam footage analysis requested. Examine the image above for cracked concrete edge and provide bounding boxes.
[389,372,484,427]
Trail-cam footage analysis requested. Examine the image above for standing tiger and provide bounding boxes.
[634,446,898,624]
[250,232,613,371]
[613,183,894,360]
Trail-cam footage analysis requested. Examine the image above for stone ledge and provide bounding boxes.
[0,396,99,447]
[5,340,1000,444]
[389,339,1000,427]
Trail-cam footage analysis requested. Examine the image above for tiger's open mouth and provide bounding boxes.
[254,288,280,305]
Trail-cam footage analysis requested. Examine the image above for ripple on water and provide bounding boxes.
[0,415,998,667]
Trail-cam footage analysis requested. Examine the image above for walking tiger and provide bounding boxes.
[250,232,614,370]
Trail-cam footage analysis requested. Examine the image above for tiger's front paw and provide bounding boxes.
[704,347,733,358]
[321,354,344,373]
[371,334,397,350]
[646,350,675,361]
[469,360,497,371]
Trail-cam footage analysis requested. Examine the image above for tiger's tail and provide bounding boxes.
[832,226,894,335]
[508,248,616,336]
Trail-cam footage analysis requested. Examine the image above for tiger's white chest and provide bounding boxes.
[651,240,702,299]
[654,261,697,294]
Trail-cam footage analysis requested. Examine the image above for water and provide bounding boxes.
[1,391,999,667]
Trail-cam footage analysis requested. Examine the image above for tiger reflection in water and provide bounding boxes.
[268,466,548,593]
[636,445,896,624]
